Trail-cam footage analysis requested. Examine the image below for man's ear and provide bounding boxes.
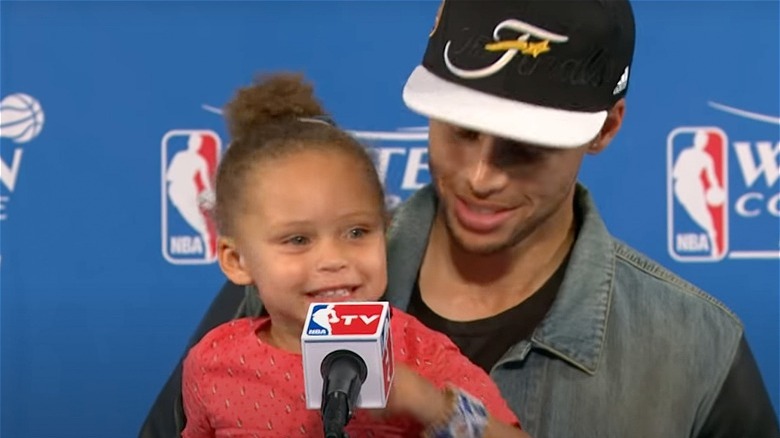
[217,236,253,285]
[589,98,626,155]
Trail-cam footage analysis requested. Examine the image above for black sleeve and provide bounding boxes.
[137,280,250,438]
[697,336,779,438]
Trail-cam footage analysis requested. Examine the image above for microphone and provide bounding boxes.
[319,350,367,437]
[301,301,395,437]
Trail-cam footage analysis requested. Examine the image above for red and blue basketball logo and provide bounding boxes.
[161,130,221,265]
[306,303,385,336]
[667,127,729,261]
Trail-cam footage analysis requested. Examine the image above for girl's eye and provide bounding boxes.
[285,235,309,246]
[347,228,368,239]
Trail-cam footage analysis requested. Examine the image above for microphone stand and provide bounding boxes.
[322,392,351,438]
[320,350,368,438]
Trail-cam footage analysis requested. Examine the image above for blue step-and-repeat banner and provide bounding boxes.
[1,1,778,436]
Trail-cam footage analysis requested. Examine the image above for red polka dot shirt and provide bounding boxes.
[182,308,520,437]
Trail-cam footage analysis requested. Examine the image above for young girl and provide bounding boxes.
[181,73,530,438]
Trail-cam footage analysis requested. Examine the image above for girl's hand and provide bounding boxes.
[370,363,451,426]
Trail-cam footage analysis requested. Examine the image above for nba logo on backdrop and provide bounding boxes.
[667,127,729,262]
[668,100,780,262]
[161,130,221,265]
[0,93,45,221]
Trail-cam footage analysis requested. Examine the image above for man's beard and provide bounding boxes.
[438,200,541,256]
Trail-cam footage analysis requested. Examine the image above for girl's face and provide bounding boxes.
[218,148,387,351]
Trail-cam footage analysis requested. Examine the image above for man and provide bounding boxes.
[140,0,779,436]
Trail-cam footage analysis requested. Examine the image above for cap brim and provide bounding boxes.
[402,66,607,148]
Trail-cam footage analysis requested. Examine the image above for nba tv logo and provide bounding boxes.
[306,303,385,336]
[667,127,729,262]
[161,130,221,264]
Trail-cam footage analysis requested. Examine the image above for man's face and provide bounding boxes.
[427,120,591,254]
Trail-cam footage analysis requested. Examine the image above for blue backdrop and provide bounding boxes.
[1,1,778,436]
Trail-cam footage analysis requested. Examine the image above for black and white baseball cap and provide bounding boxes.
[403,0,636,148]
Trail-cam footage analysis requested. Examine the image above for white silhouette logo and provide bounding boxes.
[670,129,726,258]
[311,305,339,332]
[444,19,569,79]
[161,130,220,264]
[166,134,216,259]
[669,100,779,261]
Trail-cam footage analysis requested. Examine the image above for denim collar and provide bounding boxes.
[385,184,614,375]
[529,184,614,375]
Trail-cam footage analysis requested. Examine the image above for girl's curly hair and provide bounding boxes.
[215,72,385,235]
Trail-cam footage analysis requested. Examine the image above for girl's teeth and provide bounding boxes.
[317,288,349,297]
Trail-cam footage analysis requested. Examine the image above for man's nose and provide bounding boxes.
[467,136,511,198]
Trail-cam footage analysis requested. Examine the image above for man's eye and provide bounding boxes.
[454,128,480,141]
[510,145,545,160]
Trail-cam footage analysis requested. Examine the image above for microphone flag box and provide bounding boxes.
[301,301,394,410]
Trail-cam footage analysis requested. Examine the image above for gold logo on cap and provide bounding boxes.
[443,19,568,79]
[485,39,551,58]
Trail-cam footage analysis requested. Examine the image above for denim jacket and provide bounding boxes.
[138,183,778,438]
[382,184,778,438]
